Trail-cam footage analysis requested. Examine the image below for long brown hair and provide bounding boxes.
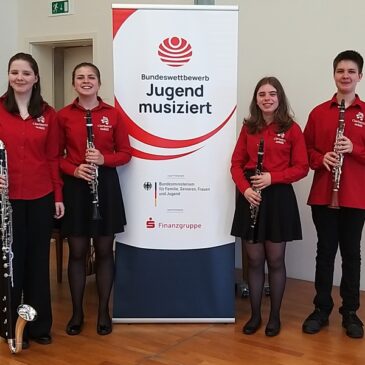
[244,76,293,134]
[3,52,45,118]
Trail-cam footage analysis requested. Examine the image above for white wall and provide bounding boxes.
[0,0,18,91]
[15,0,365,289]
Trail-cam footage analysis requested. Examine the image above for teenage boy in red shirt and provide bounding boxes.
[303,50,365,338]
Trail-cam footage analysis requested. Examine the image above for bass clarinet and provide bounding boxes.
[329,99,345,209]
[85,110,102,220]
[249,138,264,235]
[0,140,37,354]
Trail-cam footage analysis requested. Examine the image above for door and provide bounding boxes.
[62,46,93,107]
[30,40,93,110]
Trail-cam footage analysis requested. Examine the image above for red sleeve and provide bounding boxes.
[60,155,78,176]
[304,111,326,171]
[230,125,251,194]
[57,112,78,177]
[270,123,309,184]
[350,140,365,165]
[103,110,132,167]
[46,108,63,202]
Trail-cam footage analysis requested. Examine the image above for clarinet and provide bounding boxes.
[0,140,37,354]
[249,138,264,234]
[85,110,102,220]
[329,99,345,209]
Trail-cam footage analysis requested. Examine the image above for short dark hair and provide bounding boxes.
[72,62,101,86]
[333,50,364,74]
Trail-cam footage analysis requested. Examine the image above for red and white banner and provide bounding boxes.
[112,4,238,322]
[113,4,238,250]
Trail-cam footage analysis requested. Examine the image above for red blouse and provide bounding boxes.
[57,98,131,176]
[0,98,63,201]
[231,121,309,194]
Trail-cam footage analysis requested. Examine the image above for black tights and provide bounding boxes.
[244,240,286,327]
[67,236,114,326]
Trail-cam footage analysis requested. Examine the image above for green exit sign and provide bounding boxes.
[51,0,71,16]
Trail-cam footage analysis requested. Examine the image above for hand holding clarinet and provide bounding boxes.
[74,110,102,220]
[73,149,104,181]
[243,138,270,210]
[327,99,353,208]
[243,138,270,231]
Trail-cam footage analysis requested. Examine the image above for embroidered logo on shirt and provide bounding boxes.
[274,132,286,144]
[33,115,48,130]
[101,116,109,125]
[352,112,365,127]
[97,116,112,132]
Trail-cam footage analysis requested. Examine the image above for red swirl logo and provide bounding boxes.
[158,37,192,67]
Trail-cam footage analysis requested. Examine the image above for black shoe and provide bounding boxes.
[242,317,262,335]
[22,338,30,350]
[265,320,281,337]
[66,320,84,336]
[30,334,52,345]
[302,308,329,334]
[97,312,112,336]
[97,323,112,336]
[342,311,364,339]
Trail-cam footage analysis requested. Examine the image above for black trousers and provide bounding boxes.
[0,193,54,338]
[311,205,365,315]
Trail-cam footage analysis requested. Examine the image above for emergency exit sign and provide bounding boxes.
[51,0,71,16]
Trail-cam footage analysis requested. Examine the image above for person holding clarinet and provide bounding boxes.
[231,76,308,337]
[0,52,64,349]
[302,50,365,339]
[57,62,131,336]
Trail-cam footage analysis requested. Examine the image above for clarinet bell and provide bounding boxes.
[92,205,102,220]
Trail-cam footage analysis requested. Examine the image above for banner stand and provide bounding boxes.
[112,4,238,323]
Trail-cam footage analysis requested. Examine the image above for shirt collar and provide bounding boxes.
[71,96,112,111]
[330,94,362,108]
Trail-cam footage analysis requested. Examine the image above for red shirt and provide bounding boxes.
[304,94,365,208]
[58,98,131,176]
[231,121,309,194]
[0,98,63,201]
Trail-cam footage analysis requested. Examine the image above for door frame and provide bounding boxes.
[25,33,95,106]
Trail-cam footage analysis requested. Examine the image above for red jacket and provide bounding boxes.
[0,98,63,201]
[57,98,131,176]
[304,94,365,208]
[231,121,308,194]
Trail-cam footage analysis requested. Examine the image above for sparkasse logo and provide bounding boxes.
[146,217,155,229]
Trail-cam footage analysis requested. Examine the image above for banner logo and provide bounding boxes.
[146,217,156,229]
[158,37,192,67]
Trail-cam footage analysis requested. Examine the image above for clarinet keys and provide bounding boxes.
[249,138,265,238]
[85,110,102,221]
[329,99,345,209]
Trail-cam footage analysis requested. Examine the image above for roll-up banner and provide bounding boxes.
[112,4,238,323]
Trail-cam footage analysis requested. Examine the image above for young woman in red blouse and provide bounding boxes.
[0,53,64,348]
[57,63,131,336]
[231,77,308,336]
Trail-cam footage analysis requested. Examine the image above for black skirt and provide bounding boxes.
[61,166,126,237]
[231,172,302,243]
